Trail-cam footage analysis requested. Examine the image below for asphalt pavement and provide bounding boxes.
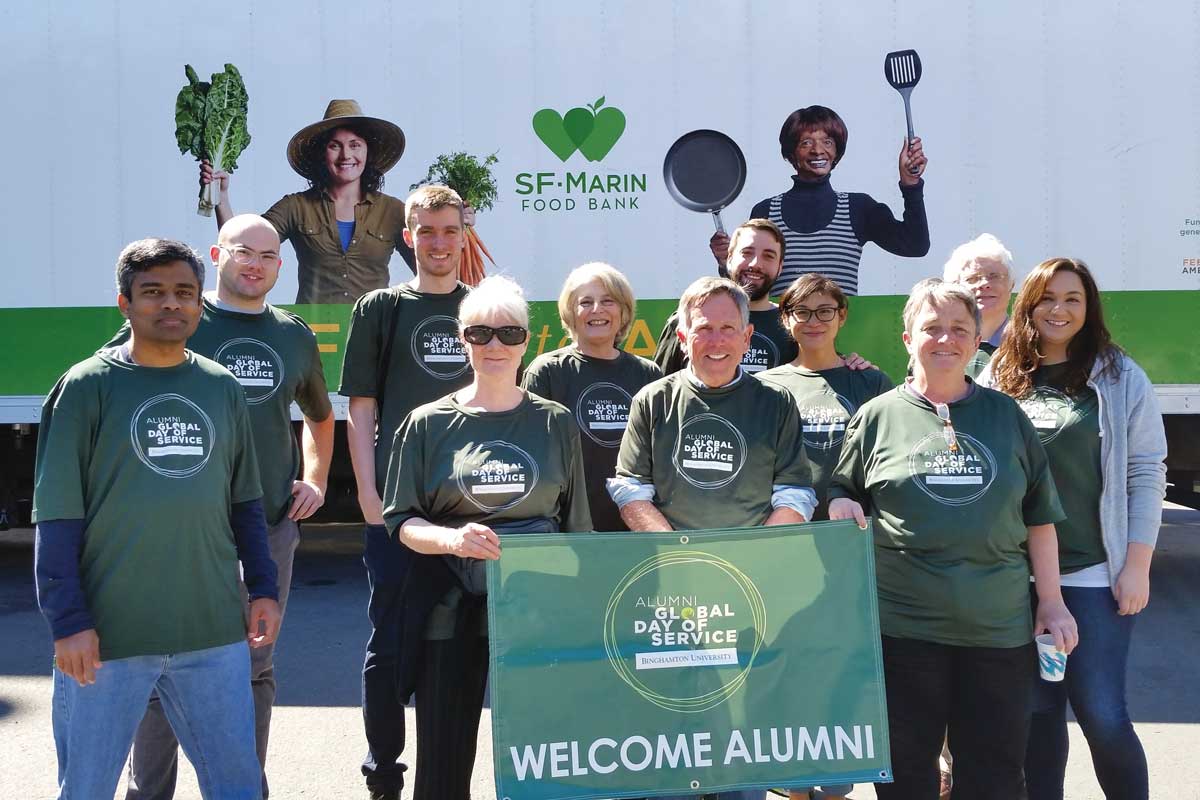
[2,507,1197,798]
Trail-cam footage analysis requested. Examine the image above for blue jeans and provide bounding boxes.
[52,640,260,799]
[1026,586,1148,800]
[126,517,301,799]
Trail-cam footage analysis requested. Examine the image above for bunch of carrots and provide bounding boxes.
[460,225,494,286]
[411,151,500,287]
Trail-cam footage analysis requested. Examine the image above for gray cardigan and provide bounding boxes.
[981,350,1168,587]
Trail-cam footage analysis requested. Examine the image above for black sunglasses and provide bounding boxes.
[462,325,529,346]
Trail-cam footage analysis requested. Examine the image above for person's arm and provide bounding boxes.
[347,396,384,525]
[770,393,817,522]
[560,424,593,532]
[855,140,930,257]
[1028,523,1078,653]
[1114,359,1168,613]
[33,377,103,685]
[289,410,334,520]
[399,518,502,558]
[230,498,282,648]
[35,519,102,685]
[340,294,387,523]
[619,500,674,532]
[610,387,672,531]
[827,411,870,529]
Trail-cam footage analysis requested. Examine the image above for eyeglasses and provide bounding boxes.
[462,325,528,346]
[933,402,959,452]
[219,245,281,268]
[790,306,841,322]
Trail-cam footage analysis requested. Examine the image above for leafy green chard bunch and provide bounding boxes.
[411,152,499,212]
[175,64,251,216]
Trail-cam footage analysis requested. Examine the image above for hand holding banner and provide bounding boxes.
[487,520,892,799]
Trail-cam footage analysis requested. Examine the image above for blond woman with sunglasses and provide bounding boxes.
[380,275,592,799]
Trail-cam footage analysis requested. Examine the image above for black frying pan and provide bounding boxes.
[663,129,747,234]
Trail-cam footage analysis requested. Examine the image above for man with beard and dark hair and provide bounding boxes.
[654,219,796,376]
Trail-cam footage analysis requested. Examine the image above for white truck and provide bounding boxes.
[1,0,1196,523]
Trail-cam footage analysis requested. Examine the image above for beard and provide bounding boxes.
[737,274,772,302]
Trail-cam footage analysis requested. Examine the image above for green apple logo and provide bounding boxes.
[532,96,626,162]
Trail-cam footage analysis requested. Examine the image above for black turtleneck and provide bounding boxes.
[750,175,930,257]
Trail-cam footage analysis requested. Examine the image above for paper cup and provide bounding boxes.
[1036,633,1067,682]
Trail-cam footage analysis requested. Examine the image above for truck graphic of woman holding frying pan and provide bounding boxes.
[708,50,931,299]
[708,102,930,297]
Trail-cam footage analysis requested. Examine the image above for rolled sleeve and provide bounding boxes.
[772,485,818,522]
[606,476,657,508]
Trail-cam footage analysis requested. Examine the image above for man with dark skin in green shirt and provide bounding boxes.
[121,216,335,800]
[34,239,280,799]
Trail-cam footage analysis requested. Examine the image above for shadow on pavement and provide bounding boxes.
[1,514,1197,722]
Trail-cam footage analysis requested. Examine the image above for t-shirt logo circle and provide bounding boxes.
[673,413,748,490]
[214,338,285,405]
[741,332,780,373]
[1018,388,1085,444]
[906,430,998,506]
[575,382,634,448]
[129,393,216,479]
[798,389,855,451]
[411,315,470,379]
[456,440,540,512]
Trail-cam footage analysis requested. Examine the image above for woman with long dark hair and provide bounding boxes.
[983,258,1167,800]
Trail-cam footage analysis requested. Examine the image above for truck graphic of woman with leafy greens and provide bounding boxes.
[202,99,416,304]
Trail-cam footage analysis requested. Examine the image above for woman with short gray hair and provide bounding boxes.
[381,275,591,799]
[828,278,1077,799]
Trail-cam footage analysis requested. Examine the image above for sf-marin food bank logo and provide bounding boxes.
[518,96,647,215]
[130,393,216,479]
[603,551,766,713]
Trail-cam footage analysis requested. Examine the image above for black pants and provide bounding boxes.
[361,524,409,793]
[412,594,490,800]
[875,635,1035,800]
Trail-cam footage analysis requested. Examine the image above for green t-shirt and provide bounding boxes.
[965,340,997,380]
[382,391,592,535]
[829,384,1064,648]
[522,346,663,532]
[653,307,798,376]
[617,371,813,531]
[339,284,474,491]
[757,364,894,520]
[107,299,332,524]
[1016,363,1105,573]
[33,352,262,660]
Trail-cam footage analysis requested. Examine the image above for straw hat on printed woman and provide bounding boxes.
[286,99,405,181]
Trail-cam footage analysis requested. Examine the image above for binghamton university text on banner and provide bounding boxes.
[486,521,892,800]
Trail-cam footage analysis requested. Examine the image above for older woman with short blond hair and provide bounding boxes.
[382,275,591,799]
[523,263,662,531]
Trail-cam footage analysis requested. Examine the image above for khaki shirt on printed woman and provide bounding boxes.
[263,188,416,304]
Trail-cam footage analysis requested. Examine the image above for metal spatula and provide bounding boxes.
[885,49,923,173]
